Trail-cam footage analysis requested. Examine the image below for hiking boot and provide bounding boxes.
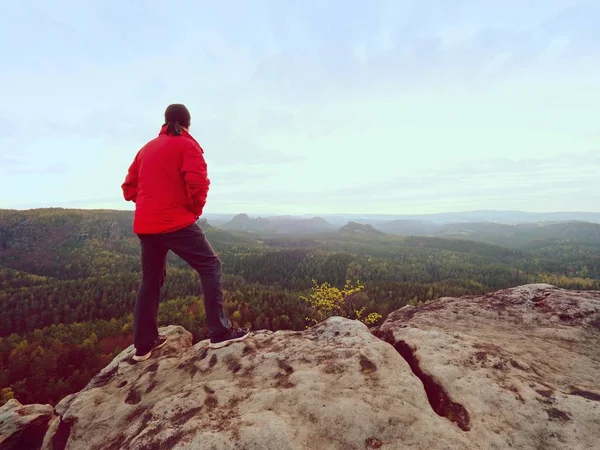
[209,327,250,349]
[133,335,168,362]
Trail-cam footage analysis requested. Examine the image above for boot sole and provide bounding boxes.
[133,337,169,362]
[209,332,250,349]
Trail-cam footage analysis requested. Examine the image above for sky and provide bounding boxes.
[1,0,599,215]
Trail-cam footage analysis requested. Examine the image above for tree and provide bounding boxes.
[301,279,382,326]
[0,387,15,406]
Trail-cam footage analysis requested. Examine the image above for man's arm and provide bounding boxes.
[121,155,139,202]
[181,144,210,216]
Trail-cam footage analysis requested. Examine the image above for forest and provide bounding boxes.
[1,208,599,406]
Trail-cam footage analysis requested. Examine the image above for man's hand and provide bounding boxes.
[122,155,140,202]
[181,144,210,215]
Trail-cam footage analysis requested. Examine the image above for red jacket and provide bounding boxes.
[122,126,210,234]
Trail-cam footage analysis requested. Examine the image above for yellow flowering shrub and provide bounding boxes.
[301,279,382,326]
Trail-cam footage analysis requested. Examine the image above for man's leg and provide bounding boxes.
[162,223,232,337]
[134,235,168,350]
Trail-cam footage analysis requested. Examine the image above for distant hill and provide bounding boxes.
[376,220,600,248]
[0,208,255,279]
[376,219,444,235]
[221,214,335,234]
[340,221,384,236]
[205,210,600,227]
[313,210,600,226]
[221,213,275,233]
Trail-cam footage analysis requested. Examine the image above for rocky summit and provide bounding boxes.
[1,284,599,450]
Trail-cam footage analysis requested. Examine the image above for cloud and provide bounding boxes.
[1,0,598,214]
[0,154,24,168]
[252,148,600,211]
[8,164,68,175]
[197,116,306,166]
[0,117,23,139]
[540,3,600,52]
[209,166,279,187]
[0,152,68,175]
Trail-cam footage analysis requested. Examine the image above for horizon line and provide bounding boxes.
[3,207,600,216]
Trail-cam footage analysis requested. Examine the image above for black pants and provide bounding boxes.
[134,223,232,350]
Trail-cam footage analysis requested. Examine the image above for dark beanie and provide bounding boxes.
[164,104,191,135]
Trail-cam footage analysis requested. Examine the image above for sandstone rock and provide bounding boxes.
[44,319,474,450]
[378,284,600,450]
[9,284,600,449]
[0,399,55,450]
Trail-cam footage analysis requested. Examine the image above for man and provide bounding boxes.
[122,104,249,362]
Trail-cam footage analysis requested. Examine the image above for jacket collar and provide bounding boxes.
[158,125,200,145]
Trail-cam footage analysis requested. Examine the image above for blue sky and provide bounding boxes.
[1,0,598,215]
